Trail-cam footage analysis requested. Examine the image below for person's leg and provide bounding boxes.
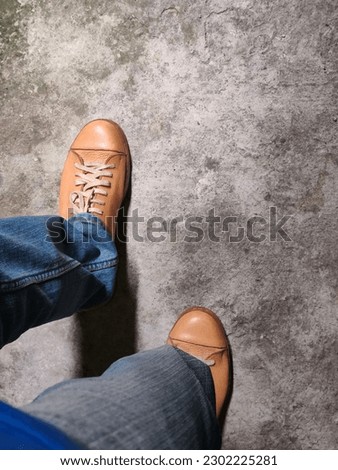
[0,213,117,347]
[0,119,130,348]
[22,308,229,450]
[22,346,221,449]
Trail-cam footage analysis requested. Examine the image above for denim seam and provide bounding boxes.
[0,257,118,293]
[82,258,118,272]
[0,260,80,292]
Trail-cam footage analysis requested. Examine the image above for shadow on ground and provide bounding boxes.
[76,184,137,377]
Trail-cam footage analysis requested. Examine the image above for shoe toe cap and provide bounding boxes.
[71,119,129,152]
[169,307,228,349]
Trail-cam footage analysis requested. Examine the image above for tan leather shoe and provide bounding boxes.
[167,306,230,417]
[59,119,130,236]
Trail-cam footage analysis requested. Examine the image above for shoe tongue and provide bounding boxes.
[72,149,120,164]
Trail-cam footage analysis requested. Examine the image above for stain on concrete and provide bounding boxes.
[205,157,220,171]
[299,169,328,212]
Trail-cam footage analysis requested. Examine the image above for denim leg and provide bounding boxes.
[0,214,117,347]
[22,345,221,449]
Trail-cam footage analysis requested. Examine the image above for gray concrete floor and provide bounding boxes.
[1,0,338,449]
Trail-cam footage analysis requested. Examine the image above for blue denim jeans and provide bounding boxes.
[0,214,220,449]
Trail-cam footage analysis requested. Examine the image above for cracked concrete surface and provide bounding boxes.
[1,0,338,449]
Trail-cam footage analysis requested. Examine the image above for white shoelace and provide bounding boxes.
[70,162,115,215]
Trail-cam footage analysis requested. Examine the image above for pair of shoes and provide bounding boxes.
[59,120,230,417]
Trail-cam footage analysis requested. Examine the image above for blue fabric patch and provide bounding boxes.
[0,401,82,449]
